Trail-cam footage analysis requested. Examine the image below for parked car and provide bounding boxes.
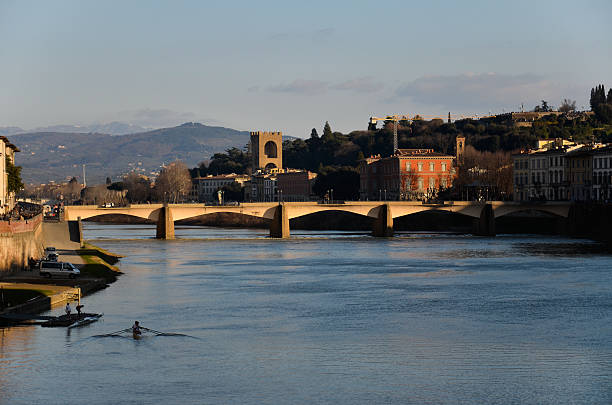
[39,261,80,279]
[44,247,58,261]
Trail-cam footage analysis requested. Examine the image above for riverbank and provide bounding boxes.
[0,221,123,318]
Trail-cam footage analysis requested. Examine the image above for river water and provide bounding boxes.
[1,224,612,404]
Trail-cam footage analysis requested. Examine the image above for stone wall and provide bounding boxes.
[0,215,44,273]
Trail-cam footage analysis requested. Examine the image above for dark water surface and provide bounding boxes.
[1,224,612,404]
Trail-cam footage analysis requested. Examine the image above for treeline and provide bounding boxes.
[590,84,612,124]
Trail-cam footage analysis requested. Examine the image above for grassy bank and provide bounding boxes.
[78,243,123,283]
[79,242,124,265]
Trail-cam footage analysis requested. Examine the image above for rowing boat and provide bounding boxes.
[67,313,103,329]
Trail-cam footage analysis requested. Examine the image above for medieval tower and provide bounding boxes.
[456,136,465,165]
[250,131,283,171]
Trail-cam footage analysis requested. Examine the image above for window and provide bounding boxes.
[429,177,435,189]
[441,178,447,188]
[417,177,424,191]
[417,162,423,172]
[429,162,434,171]
[442,162,447,171]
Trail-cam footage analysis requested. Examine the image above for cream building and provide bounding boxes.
[0,136,20,215]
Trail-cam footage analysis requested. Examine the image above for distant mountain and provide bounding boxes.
[0,126,25,136]
[13,122,250,184]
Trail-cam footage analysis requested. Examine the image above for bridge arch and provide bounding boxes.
[493,204,570,218]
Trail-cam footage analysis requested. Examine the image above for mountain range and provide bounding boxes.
[1,121,152,136]
[9,122,251,184]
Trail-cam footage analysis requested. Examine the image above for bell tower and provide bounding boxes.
[456,136,465,165]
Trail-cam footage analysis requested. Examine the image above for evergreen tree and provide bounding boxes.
[322,121,333,141]
[310,128,319,139]
[590,84,606,110]
[608,88,612,104]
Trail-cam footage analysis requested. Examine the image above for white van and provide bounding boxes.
[39,261,80,279]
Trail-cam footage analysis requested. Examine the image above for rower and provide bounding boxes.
[132,321,142,336]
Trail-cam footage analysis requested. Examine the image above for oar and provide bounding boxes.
[104,327,133,336]
[140,327,194,338]
[140,327,164,335]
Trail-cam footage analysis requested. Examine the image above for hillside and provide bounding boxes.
[11,122,250,183]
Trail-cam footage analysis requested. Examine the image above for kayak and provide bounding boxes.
[68,314,103,329]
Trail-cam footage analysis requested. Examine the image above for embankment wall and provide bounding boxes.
[0,215,44,273]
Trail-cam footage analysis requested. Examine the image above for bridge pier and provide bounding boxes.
[372,203,393,237]
[270,204,290,238]
[156,205,175,239]
[67,217,84,246]
[473,203,495,236]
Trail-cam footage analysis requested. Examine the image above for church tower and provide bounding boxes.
[456,136,465,165]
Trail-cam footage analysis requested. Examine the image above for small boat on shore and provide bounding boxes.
[68,313,103,329]
[40,313,103,328]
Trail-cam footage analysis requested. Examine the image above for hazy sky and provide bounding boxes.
[1,0,610,137]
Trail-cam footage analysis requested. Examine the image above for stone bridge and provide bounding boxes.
[63,201,572,239]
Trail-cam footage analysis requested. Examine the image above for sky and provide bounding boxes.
[1,0,611,137]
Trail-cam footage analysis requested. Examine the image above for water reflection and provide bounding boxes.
[1,224,611,404]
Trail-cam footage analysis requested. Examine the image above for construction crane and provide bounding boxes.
[369,112,500,153]
[368,115,421,153]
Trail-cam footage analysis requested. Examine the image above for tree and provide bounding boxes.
[215,182,243,202]
[310,128,319,139]
[6,156,24,193]
[558,98,576,113]
[312,166,360,200]
[207,147,249,175]
[154,161,192,203]
[322,121,333,141]
[594,103,612,124]
[534,100,553,112]
[66,177,82,201]
[124,172,152,203]
[590,84,606,110]
[608,88,612,104]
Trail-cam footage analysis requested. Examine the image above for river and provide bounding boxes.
[1,224,612,404]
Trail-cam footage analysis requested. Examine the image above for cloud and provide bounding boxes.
[247,86,260,93]
[331,76,383,93]
[395,73,569,111]
[268,79,329,95]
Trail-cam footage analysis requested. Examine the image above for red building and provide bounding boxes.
[359,149,455,200]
